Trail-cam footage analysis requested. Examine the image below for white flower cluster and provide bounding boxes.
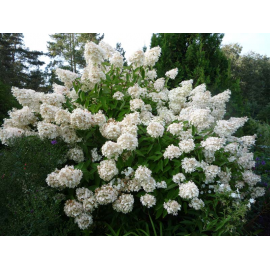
[97,159,119,182]
[164,200,181,215]
[140,194,156,208]
[46,165,83,189]
[67,147,84,163]
[179,181,199,199]
[112,194,134,214]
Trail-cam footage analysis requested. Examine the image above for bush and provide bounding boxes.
[0,136,80,236]
[0,42,266,236]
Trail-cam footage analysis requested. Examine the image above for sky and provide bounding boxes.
[23,33,270,67]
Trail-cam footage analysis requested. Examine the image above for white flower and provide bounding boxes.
[67,147,84,163]
[113,91,124,100]
[154,78,165,92]
[147,121,164,138]
[140,194,156,208]
[75,213,93,230]
[144,46,161,67]
[181,157,199,173]
[101,141,123,160]
[163,145,182,160]
[179,181,199,199]
[113,194,134,214]
[178,139,195,153]
[189,198,204,210]
[165,68,178,79]
[64,200,83,218]
[172,173,186,184]
[97,159,119,182]
[164,200,181,215]
[117,133,138,151]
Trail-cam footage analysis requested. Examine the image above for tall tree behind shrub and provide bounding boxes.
[222,44,270,122]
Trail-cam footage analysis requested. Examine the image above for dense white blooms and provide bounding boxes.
[64,200,83,217]
[53,83,69,95]
[83,196,98,213]
[84,41,106,64]
[37,122,59,139]
[76,187,93,202]
[154,78,165,91]
[40,103,60,123]
[46,166,83,189]
[146,69,157,80]
[135,166,152,182]
[117,133,138,151]
[242,170,261,187]
[182,157,199,173]
[179,139,195,153]
[163,145,182,160]
[58,165,83,188]
[179,181,199,199]
[141,177,157,192]
[67,147,84,163]
[97,159,119,182]
[204,165,221,183]
[113,91,124,100]
[251,187,265,198]
[55,109,71,125]
[201,137,225,152]
[130,98,145,111]
[95,184,118,205]
[167,123,184,136]
[144,46,161,66]
[70,108,94,130]
[156,181,167,189]
[0,127,26,145]
[129,50,144,67]
[111,51,124,68]
[100,120,121,140]
[101,141,123,160]
[140,194,156,208]
[214,117,248,137]
[164,200,181,215]
[41,93,66,107]
[56,68,79,89]
[147,121,164,138]
[113,194,134,214]
[128,84,143,99]
[189,198,205,210]
[60,126,81,144]
[172,173,186,184]
[75,213,93,230]
[99,41,115,59]
[165,68,178,79]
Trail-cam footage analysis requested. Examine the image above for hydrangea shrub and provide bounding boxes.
[0,41,265,233]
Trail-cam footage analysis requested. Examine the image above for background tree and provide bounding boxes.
[47,33,104,73]
[222,44,270,122]
[0,33,45,124]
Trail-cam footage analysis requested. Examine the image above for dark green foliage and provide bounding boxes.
[150,33,244,117]
[0,136,80,236]
[0,80,20,125]
[222,45,270,122]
